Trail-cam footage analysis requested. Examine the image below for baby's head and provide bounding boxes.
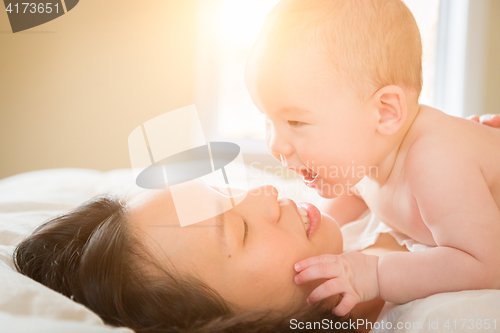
[245,0,423,198]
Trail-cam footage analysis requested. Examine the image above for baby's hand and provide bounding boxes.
[294,251,379,317]
[467,114,500,128]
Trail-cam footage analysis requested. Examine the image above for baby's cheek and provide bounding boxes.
[265,120,272,148]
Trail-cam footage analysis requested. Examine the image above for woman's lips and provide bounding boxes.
[298,202,321,238]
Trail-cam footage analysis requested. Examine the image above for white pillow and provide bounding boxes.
[0,265,133,333]
[0,168,137,333]
[372,290,500,333]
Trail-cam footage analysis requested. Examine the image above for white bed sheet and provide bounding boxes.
[1,167,499,333]
[0,168,143,333]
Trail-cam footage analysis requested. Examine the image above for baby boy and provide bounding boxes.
[244,0,500,316]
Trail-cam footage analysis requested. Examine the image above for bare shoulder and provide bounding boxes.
[403,107,476,184]
[414,105,500,146]
[403,105,500,189]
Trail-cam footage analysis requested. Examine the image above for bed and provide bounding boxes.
[0,167,499,333]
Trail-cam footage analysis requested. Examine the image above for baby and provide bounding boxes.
[244,0,500,316]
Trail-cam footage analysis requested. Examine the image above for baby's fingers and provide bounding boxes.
[333,294,358,317]
[467,115,480,122]
[294,262,341,284]
[481,114,500,128]
[294,254,338,272]
[307,278,348,305]
[469,114,500,127]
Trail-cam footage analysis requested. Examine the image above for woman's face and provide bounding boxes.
[128,182,343,311]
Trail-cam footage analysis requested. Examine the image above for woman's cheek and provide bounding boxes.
[252,238,294,272]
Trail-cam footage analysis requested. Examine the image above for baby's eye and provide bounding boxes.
[288,120,304,126]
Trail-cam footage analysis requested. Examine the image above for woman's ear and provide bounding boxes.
[370,85,407,135]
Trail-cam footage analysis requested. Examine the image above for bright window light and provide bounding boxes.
[210,0,440,145]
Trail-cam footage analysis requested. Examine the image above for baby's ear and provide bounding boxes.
[371,85,407,135]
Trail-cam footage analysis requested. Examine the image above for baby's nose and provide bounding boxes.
[266,127,294,157]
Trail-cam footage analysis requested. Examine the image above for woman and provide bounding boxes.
[13,181,382,333]
[14,116,500,333]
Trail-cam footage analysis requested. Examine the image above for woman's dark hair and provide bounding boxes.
[14,195,358,333]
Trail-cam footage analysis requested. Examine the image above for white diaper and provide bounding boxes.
[340,212,434,253]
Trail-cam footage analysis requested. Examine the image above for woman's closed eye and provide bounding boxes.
[243,220,248,245]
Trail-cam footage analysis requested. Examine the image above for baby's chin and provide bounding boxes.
[311,177,344,199]
[315,188,338,199]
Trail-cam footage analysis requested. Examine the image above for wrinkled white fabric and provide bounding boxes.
[341,211,500,332]
[341,211,435,253]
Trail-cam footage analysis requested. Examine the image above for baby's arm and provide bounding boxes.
[378,138,500,303]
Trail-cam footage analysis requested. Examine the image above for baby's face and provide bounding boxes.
[245,44,378,198]
[128,182,342,312]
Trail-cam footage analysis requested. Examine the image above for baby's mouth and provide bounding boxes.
[302,167,319,184]
[279,157,319,185]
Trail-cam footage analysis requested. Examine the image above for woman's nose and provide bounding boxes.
[255,185,279,199]
[251,185,280,222]
[247,185,279,207]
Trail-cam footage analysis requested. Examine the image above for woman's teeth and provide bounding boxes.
[297,206,310,233]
